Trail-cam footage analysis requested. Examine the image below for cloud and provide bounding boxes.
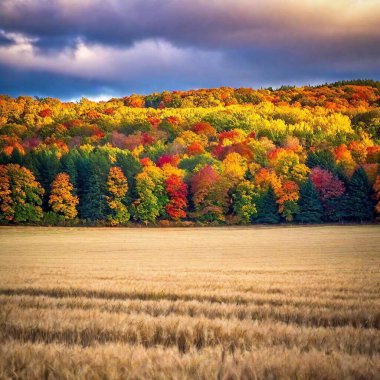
[1,0,379,49]
[0,31,234,84]
[0,0,379,98]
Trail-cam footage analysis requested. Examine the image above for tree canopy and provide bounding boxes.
[0,82,379,225]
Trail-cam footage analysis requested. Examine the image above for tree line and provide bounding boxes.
[0,145,379,226]
[0,82,379,225]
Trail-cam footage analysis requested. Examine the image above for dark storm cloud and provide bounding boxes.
[0,64,114,99]
[0,0,379,99]
[2,1,379,49]
[0,30,14,46]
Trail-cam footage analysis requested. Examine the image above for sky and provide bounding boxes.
[0,0,379,101]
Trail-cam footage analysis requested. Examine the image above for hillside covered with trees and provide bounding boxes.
[1,80,380,226]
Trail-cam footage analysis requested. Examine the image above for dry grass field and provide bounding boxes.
[0,225,380,379]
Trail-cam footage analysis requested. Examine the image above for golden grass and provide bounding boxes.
[0,225,379,379]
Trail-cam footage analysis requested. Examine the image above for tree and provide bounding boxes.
[306,150,336,171]
[325,194,351,223]
[10,147,24,165]
[115,151,142,201]
[80,170,108,221]
[130,159,169,224]
[179,154,218,173]
[274,180,300,222]
[157,154,180,168]
[191,122,216,138]
[310,167,345,205]
[132,171,160,224]
[77,149,111,221]
[374,175,380,217]
[310,167,347,221]
[232,180,257,223]
[222,152,247,185]
[165,174,188,220]
[0,165,12,222]
[346,167,373,222]
[295,179,324,223]
[143,164,168,218]
[334,144,356,176]
[191,165,228,222]
[0,84,379,226]
[254,167,298,220]
[268,148,310,183]
[255,186,280,224]
[60,152,78,191]
[254,168,282,194]
[49,172,79,220]
[28,150,61,209]
[106,166,130,225]
[0,164,44,223]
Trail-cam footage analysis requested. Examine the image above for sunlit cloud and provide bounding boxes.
[0,31,231,86]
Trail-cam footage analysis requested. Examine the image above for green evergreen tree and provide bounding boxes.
[347,167,373,222]
[80,169,108,221]
[295,179,324,223]
[77,151,110,221]
[29,150,61,209]
[326,194,351,222]
[115,151,142,201]
[333,165,350,187]
[306,150,335,171]
[0,152,10,165]
[74,151,91,207]
[10,148,24,165]
[61,152,78,191]
[255,186,280,224]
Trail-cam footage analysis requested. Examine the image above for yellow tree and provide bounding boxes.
[132,162,168,223]
[232,180,257,223]
[49,172,79,220]
[106,166,130,225]
[268,148,310,183]
[222,152,247,185]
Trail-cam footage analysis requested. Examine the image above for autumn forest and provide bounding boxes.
[1,80,380,226]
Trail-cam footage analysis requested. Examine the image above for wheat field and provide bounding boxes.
[0,225,379,379]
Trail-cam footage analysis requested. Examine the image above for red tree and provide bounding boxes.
[157,154,180,168]
[192,122,216,137]
[310,167,345,204]
[187,142,205,156]
[39,108,53,118]
[165,174,188,220]
[191,165,228,221]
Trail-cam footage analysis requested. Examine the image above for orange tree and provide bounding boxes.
[49,172,79,220]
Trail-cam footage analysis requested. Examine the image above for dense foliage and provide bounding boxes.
[0,81,379,225]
